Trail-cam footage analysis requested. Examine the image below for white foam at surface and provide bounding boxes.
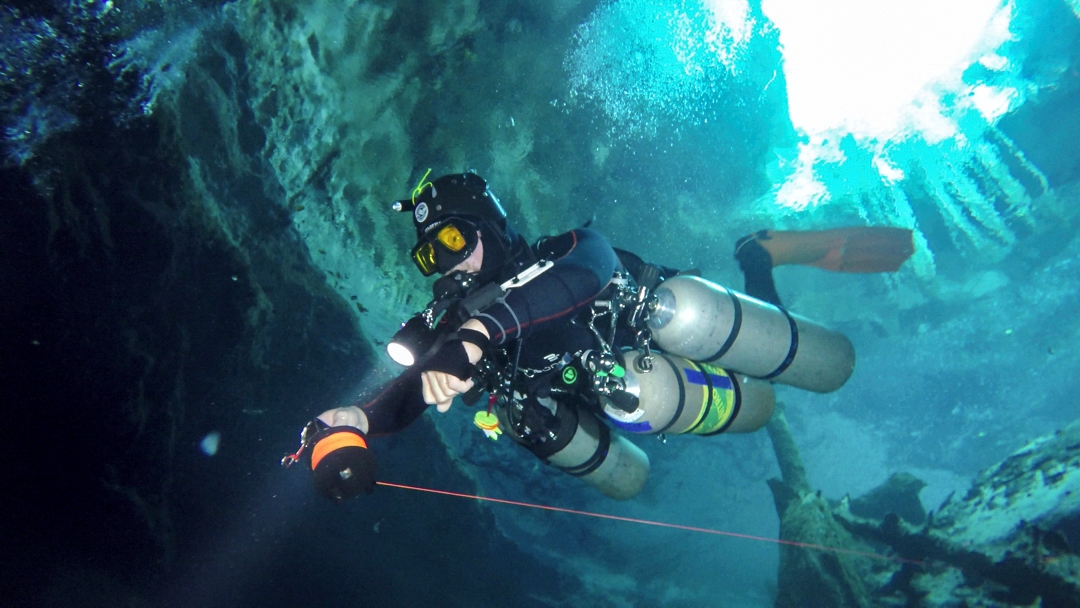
[760,0,1013,139]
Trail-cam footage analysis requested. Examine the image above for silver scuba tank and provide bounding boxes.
[646,275,855,393]
[545,409,650,500]
[601,350,776,435]
[496,399,649,500]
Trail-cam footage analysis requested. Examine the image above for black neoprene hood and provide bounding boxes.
[402,173,508,238]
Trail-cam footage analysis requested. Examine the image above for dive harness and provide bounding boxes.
[281,258,674,499]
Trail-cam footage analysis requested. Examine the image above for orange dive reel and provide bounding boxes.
[282,419,377,500]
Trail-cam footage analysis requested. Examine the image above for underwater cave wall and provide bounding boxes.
[216,0,796,604]
[0,3,598,605]
[214,0,792,347]
[0,66,380,603]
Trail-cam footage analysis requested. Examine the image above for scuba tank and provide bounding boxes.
[495,392,649,501]
[600,350,776,435]
[493,347,775,500]
[646,275,855,393]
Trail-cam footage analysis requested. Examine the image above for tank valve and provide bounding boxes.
[634,330,655,373]
[583,350,623,377]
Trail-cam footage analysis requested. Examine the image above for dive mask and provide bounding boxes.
[410,217,479,276]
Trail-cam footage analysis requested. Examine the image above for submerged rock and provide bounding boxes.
[848,472,928,526]
[766,403,874,608]
[766,403,1080,607]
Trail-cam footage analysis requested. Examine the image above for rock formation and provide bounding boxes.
[767,402,1080,607]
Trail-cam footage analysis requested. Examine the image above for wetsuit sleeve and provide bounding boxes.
[612,248,682,289]
[475,228,618,345]
[349,368,429,436]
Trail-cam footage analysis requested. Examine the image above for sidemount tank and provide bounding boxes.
[602,350,776,436]
[496,401,649,500]
[646,275,855,393]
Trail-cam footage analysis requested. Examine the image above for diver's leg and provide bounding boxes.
[744,228,915,272]
[734,231,784,307]
[735,227,916,305]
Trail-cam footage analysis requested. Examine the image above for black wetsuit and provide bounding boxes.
[357,228,620,436]
[356,228,772,442]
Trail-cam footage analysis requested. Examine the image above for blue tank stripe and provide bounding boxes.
[684,369,733,390]
[608,419,653,433]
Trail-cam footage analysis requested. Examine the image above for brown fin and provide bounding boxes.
[758,227,915,273]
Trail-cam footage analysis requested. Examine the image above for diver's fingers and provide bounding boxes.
[422,372,475,412]
[422,371,455,409]
[421,372,439,406]
[432,371,455,412]
[433,371,455,402]
[437,375,473,410]
[447,376,475,396]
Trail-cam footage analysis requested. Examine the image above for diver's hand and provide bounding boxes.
[316,405,370,433]
[421,372,475,412]
[420,319,488,412]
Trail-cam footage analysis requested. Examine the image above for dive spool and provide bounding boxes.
[309,426,378,500]
[601,350,775,435]
[647,275,855,393]
[497,402,649,500]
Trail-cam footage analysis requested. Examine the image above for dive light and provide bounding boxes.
[387,313,440,367]
[387,260,555,367]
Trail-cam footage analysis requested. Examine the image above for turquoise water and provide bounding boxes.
[3,0,1079,605]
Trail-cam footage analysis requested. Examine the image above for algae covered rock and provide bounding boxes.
[848,472,928,525]
[766,401,1080,607]
[766,403,874,608]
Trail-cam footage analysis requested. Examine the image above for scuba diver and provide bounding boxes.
[282,172,915,501]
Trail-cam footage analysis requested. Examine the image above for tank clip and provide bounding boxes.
[280,419,323,467]
[634,330,655,373]
[627,286,651,329]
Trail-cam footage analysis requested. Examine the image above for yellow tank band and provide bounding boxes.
[687,362,737,435]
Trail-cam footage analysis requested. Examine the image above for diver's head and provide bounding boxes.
[394,172,514,277]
